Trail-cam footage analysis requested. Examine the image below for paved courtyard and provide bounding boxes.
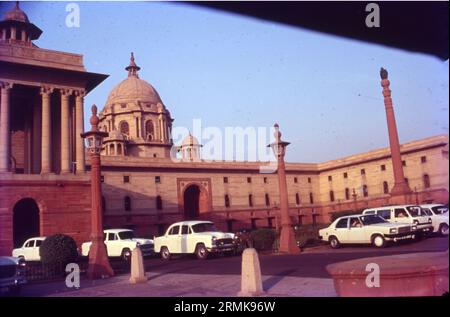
[17,236,448,297]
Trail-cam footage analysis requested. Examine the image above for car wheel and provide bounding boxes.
[439,224,449,236]
[195,244,209,260]
[160,247,171,260]
[372,235,386,248]
[329,236,341,249]
[121,248,132,262]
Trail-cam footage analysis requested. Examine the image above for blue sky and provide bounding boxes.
[1,1,448,162]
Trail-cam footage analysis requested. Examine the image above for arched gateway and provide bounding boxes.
[182,182,210,220]
[13,198,40,248]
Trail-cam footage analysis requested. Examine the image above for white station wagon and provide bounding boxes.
[420,204,449,235]
[362,205,433,236]
[319,214,417,248]
[81,229,154,261]
[154,221,236,260]
[12,237,46,261]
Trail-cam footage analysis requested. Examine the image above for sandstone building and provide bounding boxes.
[0,3,448,255]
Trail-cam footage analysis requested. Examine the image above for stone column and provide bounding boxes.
[60,89,72,174]
[0,82,13,172]
[40,86,53,174]
[75,90,86,173]
[380,68,412,197]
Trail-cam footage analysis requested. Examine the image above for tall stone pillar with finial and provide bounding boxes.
[268,124,300,254]
[81,105,114,279]
[380,68,412,204]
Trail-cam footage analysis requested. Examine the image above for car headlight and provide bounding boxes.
[413,220,419,225]
[412,225,417,231]
[428,218,432,224]
[390,228,398,234]
[212,237,217,245]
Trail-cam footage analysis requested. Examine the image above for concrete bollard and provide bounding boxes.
[237,248,266,296]
[129,247,148,284]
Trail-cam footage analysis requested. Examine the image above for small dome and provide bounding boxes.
[107,129,125,141]
[4,2,29,23]
[182,133,200,147]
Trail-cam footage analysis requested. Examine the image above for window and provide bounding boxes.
[100,175,105,183]
[404,178,409,185]
[294,177,298,183]
[119,121,129,136]
[247,177,252,183]
[329,190,335,202]
[349,217,362,228]
[223,177,229,184]
[120,103,126,109]
[123,175,130,183]
[394,208,409,218]
[328,175,332,182]
[145,120,154,141]
[248,194,253,207]
[265,194,270,206]
[364,210,375,215]
[101,196,106,214]
[377,209,391,220]
[295,193,300,205]
[169,226,180,235]
[181,225,190,235]
[224,195,230,208]
[343,172,348,179]
[263,177,268,184]
[153,153,157,158]
[421,156,427,163]
[155,176,161,183]
[381,164,386,171]
[335,218,348,229]
[124,196,131,211]
[108,233,117,240]
[308,177,312,184]
[423,174,431,188]
[35,240,43,247]
[309,192,314,204]
[402,160,406,166]
[383,181,389,194]
[267,217,274,228]
[360,169,365,175]
[362,185,369,197]
[156,195,163,210]
[345,188,350,200]
[25,241,33,248]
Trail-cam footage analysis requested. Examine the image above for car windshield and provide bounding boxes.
[421,208,433,216]
[118,231,135,240]
[360,215,388,225]
[432,206,448,215]
[406,206,422,217]
[191,223,219,233]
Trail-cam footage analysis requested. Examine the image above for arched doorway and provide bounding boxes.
[184,185,200,219]
[13,198,40,248]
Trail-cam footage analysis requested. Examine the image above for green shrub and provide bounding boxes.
[250,228,277,251]
[39,234,78,270]
[295,224,327,248]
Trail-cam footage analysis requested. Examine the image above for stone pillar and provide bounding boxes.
[40,86,53,174]
[60,89,72,174]
[10,27,16,40]
[75,90,86,173]
[0,82,13,173]
[21,29,26,41]
[380,68,412,198]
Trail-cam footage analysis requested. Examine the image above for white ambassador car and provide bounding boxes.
[154,221,236,260]
[420,204,449,235]
[319,214,417,248]
[12,237,46,261]
[81,229,154,261]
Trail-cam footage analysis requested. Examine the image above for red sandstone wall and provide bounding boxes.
[0,179,91,256]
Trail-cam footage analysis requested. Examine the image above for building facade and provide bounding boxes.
[0,3,448,255]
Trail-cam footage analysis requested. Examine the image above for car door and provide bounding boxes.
[33,239,43,261]
[333,218,349,243]
[347,217,366,243]
[167,225,181,253]
[20,240,34,260]
[180,225,191,253]
[393,208,411,224]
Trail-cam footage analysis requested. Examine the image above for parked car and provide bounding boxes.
[81,229,154,261]
[0,256,27,295]
[154,221,236,260]
[12,237,46,261]
[420,204,449,235]
[362,205,433,236]
[318,214,417,248]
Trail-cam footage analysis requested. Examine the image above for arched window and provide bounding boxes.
[329,191,335,202]
[109,144,115,155]
[295,193,300,205]
[423,174,431,189]
[145,120,154,141]
[119,121,129,137]
[309,192,314,204]
[383,181,389,194]
[265,193,270,207]
[124,196,131,211]
[224,195,230,208]
[345,188,350,200]
[156,195,163,210]
[117,143,122,155]
[248,194,253,207]
[363,185,369,197]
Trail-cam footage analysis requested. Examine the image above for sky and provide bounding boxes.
[1,1,448,163]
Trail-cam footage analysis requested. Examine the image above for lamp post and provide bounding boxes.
[268,123,300,254]
[81,105,114,279]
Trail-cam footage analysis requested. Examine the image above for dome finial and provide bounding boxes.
[125,52,141,78]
